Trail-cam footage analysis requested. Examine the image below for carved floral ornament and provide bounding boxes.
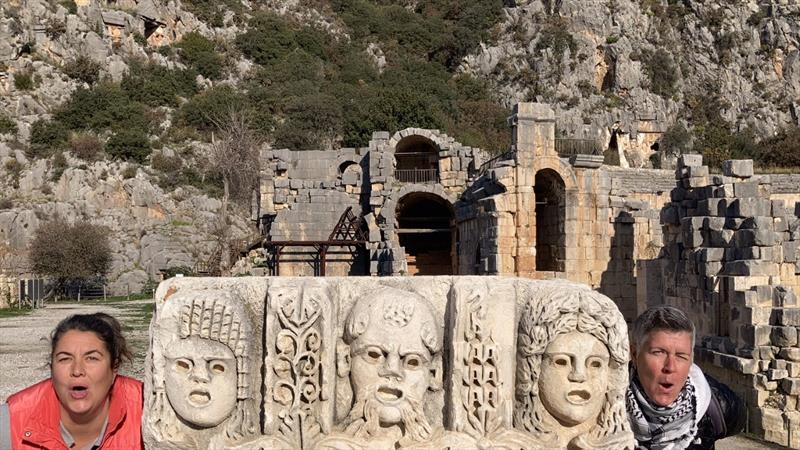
[143,278,634,450]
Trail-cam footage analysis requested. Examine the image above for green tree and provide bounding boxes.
[176,32,224,79]
[30,218,112,296]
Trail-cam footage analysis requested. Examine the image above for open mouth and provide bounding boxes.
[189,390,211,406]
[376,386,403,403]
[659,382,675,391]
[567,390,591,405]
[70,385,88,399]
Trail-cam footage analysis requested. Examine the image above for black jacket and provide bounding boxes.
[688,374,746,450]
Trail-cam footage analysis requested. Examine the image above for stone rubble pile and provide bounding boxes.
[659,155,800,447]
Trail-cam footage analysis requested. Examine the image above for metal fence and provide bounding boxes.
[555,138,604,157]
[394,169,438,183]
[18,278,46,308]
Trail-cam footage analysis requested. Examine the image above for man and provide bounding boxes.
[626,306,745,449]
[316,286,451,450]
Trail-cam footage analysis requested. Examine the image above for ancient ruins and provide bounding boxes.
[247,102,800,447]
[145,276,633,450]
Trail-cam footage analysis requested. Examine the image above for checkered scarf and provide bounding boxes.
[626,364,711,450]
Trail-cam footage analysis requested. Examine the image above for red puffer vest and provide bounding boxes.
[6,376,143,450]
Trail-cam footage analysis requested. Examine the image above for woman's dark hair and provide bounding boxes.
[51,312,133,370]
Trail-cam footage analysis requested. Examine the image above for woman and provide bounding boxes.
[0,313,143,449]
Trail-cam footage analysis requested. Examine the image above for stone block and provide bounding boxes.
[773,200,788,217]
[687,165,709,177]
[722,159,754,178]
[274,178,290,188]
[734,181,759,197]
[708,229,734,247]
[775,286,798,307]
[771,326,799,347]
[724,260,779,276]
[781,348,800,361]
[774,309,800,327]
[782,378,800,395]
[789,362,800,378]
[704,217,726,231]
[729,198,769,218]
[769,369,789,381]
[741,216,775,230]
[784,241,799,263]
[734,229,778,247]
[679,153,703,167]
[698,247,724,262]
[756,373,779,390]
[697,198,725,216]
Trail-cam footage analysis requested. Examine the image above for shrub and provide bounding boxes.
[13,72,34,90]
[535,17,577,57]
[756,126,800,168]
[63,55,102,85]
[642,48,679,97]
[106,129,151,163]
[30,217,112,294]
[59,0,77,15]
[51,151,68,181]
[177,32,224,79]
[29,120,69,157]
[4,159,22,188]
[121,62,198,107]
[0,198,13,209]
[55,83,150,132]
[235,13,306,66]
[177,84,245,133]
[0,114,17,135]
[122,165,138,179]
[151,152,182,172]
[68,133,103,160]
[660,122,691,155]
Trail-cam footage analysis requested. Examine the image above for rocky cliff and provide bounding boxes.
[464,0,800,165]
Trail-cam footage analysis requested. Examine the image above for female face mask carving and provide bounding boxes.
[164,335,238,427]
[538,331,610,427]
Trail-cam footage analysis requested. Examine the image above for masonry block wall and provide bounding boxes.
[650,155,800,448]
[258,147,367,276]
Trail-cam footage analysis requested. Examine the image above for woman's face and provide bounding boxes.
[52,330,116,420]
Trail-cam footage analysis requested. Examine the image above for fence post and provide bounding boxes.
[77,287,81,303]
[103,285,107,301]
[127,284,130,301]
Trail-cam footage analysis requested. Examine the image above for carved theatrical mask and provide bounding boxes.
[538,331,609,427]
[339,288,442,442]
[165,335,238,427]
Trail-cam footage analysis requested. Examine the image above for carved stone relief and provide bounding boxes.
[144,276,633,450]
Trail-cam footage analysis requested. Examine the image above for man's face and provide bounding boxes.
[539,331,610,426]
[164,335,238,427]
[349,318,433,425]
[632,329,693,406]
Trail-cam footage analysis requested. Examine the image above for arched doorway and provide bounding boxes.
[535,169,565,272]
[394,135,439,183]
[396,193,454,275]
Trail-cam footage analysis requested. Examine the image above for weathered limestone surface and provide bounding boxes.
[144,276,633,450]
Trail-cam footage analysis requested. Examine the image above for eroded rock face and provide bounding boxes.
[144,276,634,450]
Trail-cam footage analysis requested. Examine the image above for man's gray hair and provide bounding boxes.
[632,306,695,350]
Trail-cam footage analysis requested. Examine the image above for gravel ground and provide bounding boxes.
[0,298,153,402]
[0,299,786,448]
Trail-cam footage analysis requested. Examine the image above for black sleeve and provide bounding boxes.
[706,374,746,439]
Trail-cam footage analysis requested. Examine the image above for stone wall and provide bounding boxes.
[651,156,800,448]
[144,276,633,450]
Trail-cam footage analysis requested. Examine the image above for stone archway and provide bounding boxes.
[396,192,455,275]
[535,169,566,272]
[394,135,439,183]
